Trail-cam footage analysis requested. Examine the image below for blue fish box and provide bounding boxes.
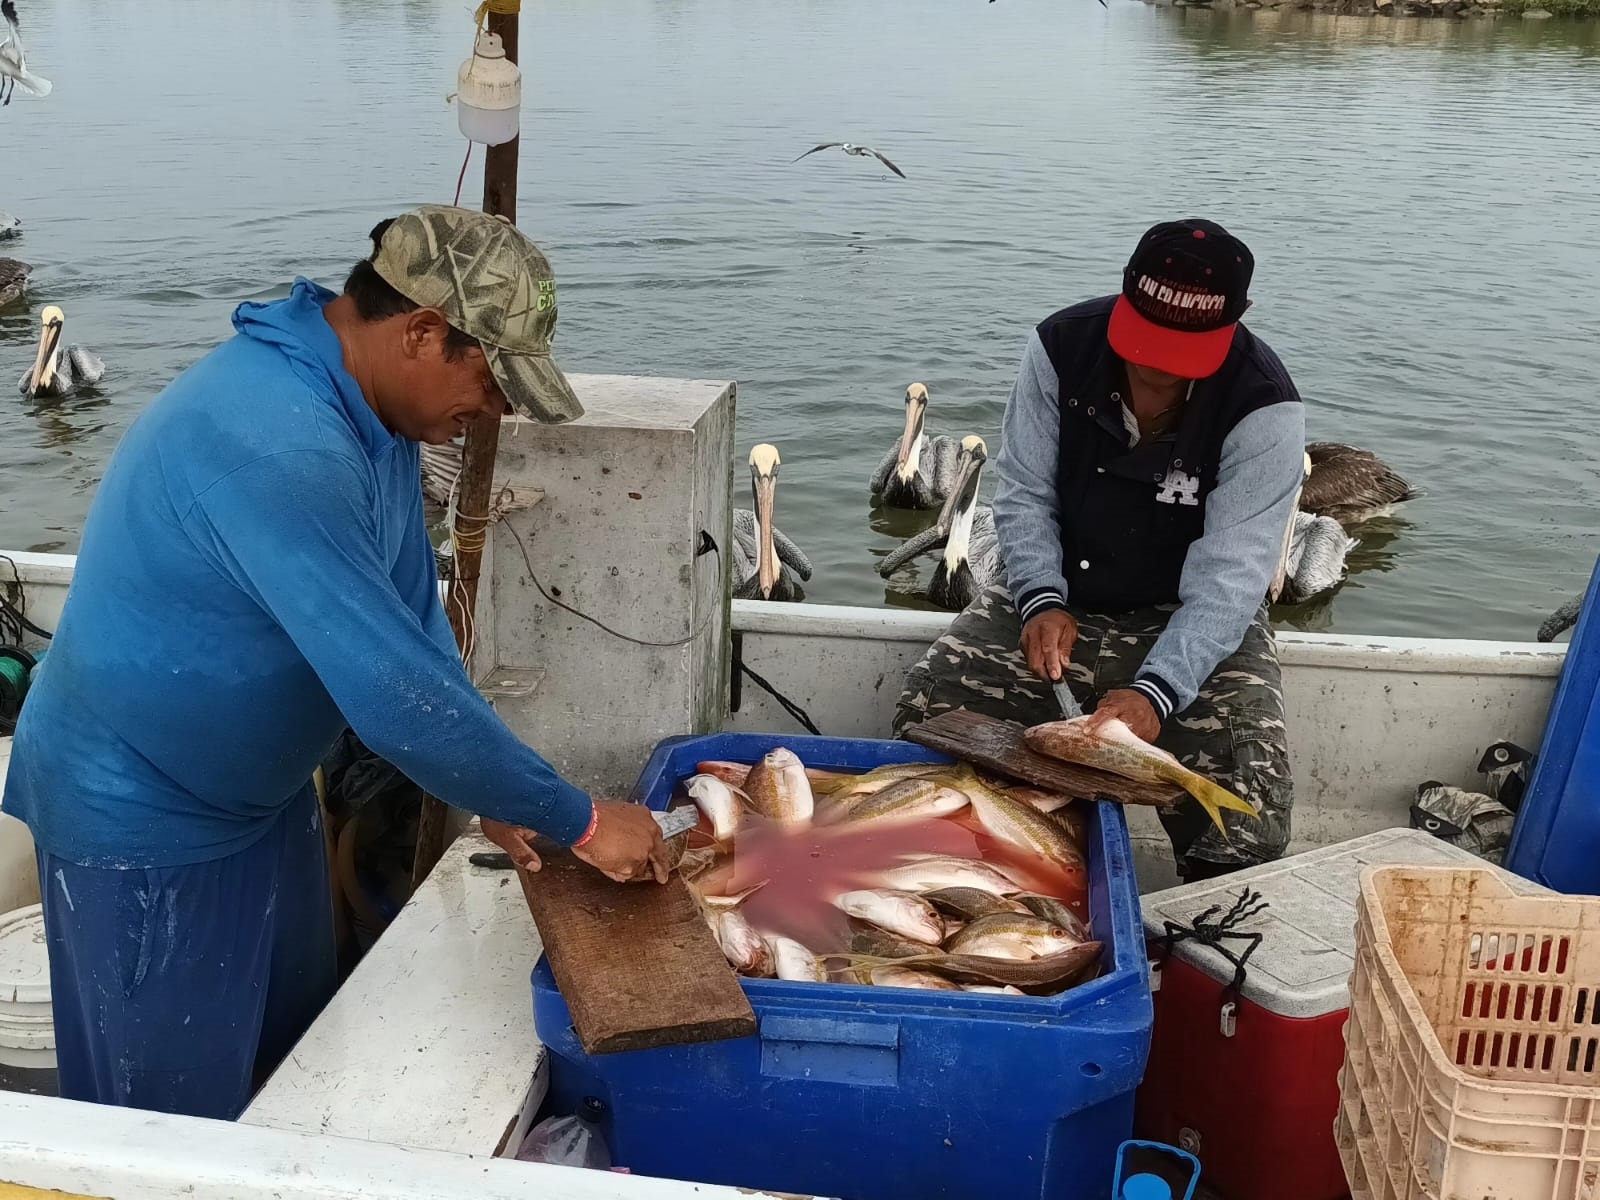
[1507,554,1600,893]
[532,732,1153,1200]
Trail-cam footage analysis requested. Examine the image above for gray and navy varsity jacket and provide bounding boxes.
[992,295,1306,720]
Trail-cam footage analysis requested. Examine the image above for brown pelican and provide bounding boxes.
[1538,595,1583,643]
[733,443,812,602]
[792,142,906,180]
[870,383,964,510]
[877,435,1001,611]
[0,211,18,240]
[1278,511,1358,604]
[0,1,52,105]
[20,305,105,398]
[1301,442,1417,528]
[0,255,27,307]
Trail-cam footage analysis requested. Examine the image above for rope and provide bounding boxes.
[504,521,721,650]
[1159,887,1270,1003]
[736,658,821,736]
[474,0,521,27]
[453,141,474,207]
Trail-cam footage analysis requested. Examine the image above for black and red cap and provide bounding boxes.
[1107,219,1255,380]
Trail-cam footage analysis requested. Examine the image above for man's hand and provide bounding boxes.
[481,818,542,873]
[572,801,670,885]
[1021,609,1079,682]
[1087,688,1161,743]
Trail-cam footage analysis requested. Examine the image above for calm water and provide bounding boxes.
[2,0,1597,637]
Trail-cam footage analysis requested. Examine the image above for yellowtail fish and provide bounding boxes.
[843,778,969,828]
[868,965,961,991]
[811,761,950,796]
[964,784,1088,877]
[713,908,775,976]
[684,773,746,841]
[742,747,815,826]
[676,845,720,882]
[1015,893,1091,942]
[886,941,1105,989]
[1023,715,1257,839]
[999,782,1074,814]
[878,855,1024,898]
[694,759,854,790]
[765,934,827,983]
[834,888,945,945]
[922,887,1031,922]
[700,880,768,911]
[851,925,940,961]
[945,913,1080,960]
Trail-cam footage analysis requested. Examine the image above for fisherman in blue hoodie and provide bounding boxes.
[2,205,668,1120]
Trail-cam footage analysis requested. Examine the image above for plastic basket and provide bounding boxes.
[1335,865,1600,1200]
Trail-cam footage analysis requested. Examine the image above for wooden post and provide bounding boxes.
[411,6,522,891]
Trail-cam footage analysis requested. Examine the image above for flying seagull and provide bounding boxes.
[1,1,53,106]
[793,142,906,180]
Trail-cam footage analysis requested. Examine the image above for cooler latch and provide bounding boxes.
[1219,1000,1237,1038]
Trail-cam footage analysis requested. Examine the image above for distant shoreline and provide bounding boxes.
[1159,0,1598,18]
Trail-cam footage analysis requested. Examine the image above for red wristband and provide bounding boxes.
[572,804,600,848]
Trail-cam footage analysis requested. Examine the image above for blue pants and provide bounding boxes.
[36,783,337,1120]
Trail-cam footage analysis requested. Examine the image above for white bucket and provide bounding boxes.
[0,903,54,1071]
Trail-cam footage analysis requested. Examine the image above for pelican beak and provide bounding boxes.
[749,445,781,600]
[27,313,63,398]
[896,384,928,482]
[938,435,988,529]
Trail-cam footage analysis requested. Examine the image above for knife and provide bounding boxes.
[1052,677,1085,720]
[653,806,700,840]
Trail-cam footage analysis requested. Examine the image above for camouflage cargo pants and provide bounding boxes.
[892,584,1292,878]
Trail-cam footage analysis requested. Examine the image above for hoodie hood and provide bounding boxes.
[231,278,392,459]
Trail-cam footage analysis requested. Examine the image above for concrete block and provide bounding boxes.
[478,374,736,798]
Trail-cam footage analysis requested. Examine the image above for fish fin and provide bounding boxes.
[1177,771,1258,839]
[727,783,753,804]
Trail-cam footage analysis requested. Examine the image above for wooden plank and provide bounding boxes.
[904,709,1182,807]
[516,841,755,1056]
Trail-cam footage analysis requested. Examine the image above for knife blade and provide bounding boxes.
[1052,677,1085,720]
[652,806,700,840]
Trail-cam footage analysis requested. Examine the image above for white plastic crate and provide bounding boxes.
[1336,865,1600,1200]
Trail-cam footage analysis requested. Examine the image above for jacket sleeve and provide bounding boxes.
[187,448,595,843]
[1129,401,1306,720]
[992,331,1071,623]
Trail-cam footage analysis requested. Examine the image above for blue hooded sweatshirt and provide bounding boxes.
[2,280,594,868]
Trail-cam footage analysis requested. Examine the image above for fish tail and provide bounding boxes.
[1173,769,1258,840]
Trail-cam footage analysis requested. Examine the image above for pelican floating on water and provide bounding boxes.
[0,211,19,240]
[1,1,52,106]
[1278,510,1358,604]
[1538,595,1583,643]
[19,305,105,398]
[733,443,812,602]
[869,383,964,510]
[1301,442,1417,528]
[878,435,1002,611]
[0,255,27,308]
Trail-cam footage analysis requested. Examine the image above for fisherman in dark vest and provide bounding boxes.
[893,220,1305,881]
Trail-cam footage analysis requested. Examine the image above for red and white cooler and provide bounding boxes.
[1133,828,1533,1200]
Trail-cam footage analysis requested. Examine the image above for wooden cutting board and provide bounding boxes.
[517,840,756,1055]
[903,709,1182,808]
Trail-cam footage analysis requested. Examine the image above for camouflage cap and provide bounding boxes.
[370,204,582,423]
